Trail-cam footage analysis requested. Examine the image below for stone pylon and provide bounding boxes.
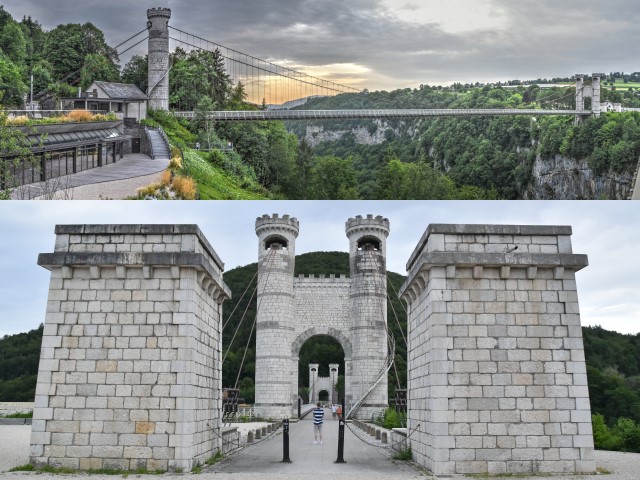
[30,225,230,472]
[345,215,390,418]
[400,224,595,476]
[147,7,171,111]
[254,214,300,419]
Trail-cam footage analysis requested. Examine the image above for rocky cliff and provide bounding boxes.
[303,120,404,147]
[524,154,634,200]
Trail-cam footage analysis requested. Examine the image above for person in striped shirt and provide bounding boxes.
[312,402,324,444]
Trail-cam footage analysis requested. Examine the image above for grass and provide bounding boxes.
[205,450,224,465]
[10,464,165,475]
[4,111,118,126]
[181,150,270,200]
[0,411,32,418]
[392,447,412,461]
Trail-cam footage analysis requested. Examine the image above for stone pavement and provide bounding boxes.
[2,423,640,479]
[209,415,420,477]
[11,154,169,200]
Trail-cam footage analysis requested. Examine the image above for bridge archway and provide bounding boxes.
[254,214,391,420]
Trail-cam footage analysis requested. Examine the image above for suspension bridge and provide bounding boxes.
[102,7,596,122]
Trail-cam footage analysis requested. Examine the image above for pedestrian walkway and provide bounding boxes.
[209,414,421,477]
[11,154,170,200]
[1,424,639,479]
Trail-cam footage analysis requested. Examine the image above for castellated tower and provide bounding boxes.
[147,8,171,111]
[345,215,390,418]
[254,214,300,419]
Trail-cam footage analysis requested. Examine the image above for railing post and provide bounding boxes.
[40,154,46,182]
[298,397,301,419]
[72,148,77,174]
[335,415,346,464]
[282,418,292,463]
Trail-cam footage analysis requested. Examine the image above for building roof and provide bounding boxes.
[92,82,147,100]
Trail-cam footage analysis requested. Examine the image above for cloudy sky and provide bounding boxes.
[0,201,638,338]
[1,0,638,90]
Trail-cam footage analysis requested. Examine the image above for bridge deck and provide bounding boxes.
[174,108,583,121]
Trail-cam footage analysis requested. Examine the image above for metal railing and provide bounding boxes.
[143,126,155,159]
[173,108,582,122]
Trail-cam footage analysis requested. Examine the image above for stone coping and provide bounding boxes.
[407,224,573,272]
[53,224,225,271]
[400,251,588,299]
[37,251,231,301]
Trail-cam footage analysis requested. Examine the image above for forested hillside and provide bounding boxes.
[1,254,639,450]
[288,86,640,199]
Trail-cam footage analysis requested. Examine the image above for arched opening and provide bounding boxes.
[264,234,288,250]
[298,335,345,405]
[357,235,381,251]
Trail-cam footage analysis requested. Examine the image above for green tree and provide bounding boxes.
[80,53,120,90]
[45,23,118,81]
[20,16,47,69]
[308,155,359,199]
[0,57,27,107]
[0,21,26,66]
[121,55,148,92]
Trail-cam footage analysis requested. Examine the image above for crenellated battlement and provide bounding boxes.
[147,7,171,18]
[255,214,300,237]
[345,214,390,236]
[294,274,350,287]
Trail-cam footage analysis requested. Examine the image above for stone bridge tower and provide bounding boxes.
[346,215,390,419]
[254,214,389,420]
[575,73,603,120]
[147,7,171,111]
[254,214,300,419]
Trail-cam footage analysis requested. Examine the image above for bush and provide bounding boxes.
[66,110,93,122]
[592,414,640,452]
[171,176,197,200]
[373,408,406,429]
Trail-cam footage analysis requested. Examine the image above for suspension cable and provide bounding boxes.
[169,37,350,96]
[113,27,148,51]
[168,26,360,94]
[223,267,260,330]
[233,315,256,389]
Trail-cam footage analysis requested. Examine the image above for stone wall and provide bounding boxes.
[400,224,595,476]
[30,225,230,472]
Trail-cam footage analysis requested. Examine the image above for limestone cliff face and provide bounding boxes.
[524,154,633,200]
[303,120,401,147]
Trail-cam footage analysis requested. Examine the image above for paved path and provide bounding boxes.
[209,415,422,478]
[11,154,169,200]
[2,423,640,479]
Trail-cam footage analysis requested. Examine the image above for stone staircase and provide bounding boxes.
[147,128,171,159]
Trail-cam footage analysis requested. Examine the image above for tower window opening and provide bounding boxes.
[265,235,288,250]
[357,236,381,251]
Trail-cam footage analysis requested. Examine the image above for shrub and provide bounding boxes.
[4,115,30,126]
[373,407,406,429]
[66,110,93,123]
[171,176,197,200]
[160,170,172,186]
[169,155,182,171]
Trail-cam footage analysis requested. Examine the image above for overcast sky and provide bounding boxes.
[1,0,638,90]
[0,201,638,338]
